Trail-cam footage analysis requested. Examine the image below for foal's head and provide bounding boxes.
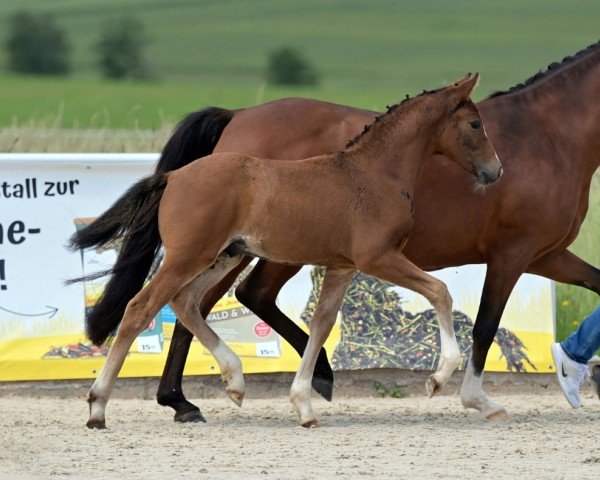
[432,74,502,185]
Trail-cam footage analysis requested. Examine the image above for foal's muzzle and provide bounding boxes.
[475,158,503,185]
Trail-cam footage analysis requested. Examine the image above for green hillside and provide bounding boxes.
[0,0,598,128]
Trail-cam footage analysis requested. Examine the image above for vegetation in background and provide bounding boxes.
[5,10,70,75]
[0,0,598,128]
[266,47,319,86]
[0,121,172,153]
[96,16,149,80]
[373,381,407,398]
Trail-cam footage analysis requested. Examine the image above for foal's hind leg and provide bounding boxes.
[169,254,246,407]
[87,262,202,428]
[157,256,253,422]
[290,268,354,427]
[359,251,461,397]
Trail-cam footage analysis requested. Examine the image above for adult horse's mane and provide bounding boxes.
[488,39,600,98]
[345,42,600,149]
[345,86,444,150]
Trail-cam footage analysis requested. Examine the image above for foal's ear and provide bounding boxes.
[448,73,480,102]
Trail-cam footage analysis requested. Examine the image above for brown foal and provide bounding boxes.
[77,74,501,428]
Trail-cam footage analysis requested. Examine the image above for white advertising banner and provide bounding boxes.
[0,154,555,381]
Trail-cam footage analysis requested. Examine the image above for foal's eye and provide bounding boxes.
[469,120,482,130]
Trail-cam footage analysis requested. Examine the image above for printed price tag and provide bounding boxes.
[255,341,280,358]
[138,335,162,353]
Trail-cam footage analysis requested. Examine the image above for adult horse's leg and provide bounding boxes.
[235,260,335,401]
[87,262,197,429]
[460,250,532,420]
[526,249,600,294]
[290,268,354,427]
[157,257,253,422]
[358,252,461,396]
[169,254,248,408]
[156,322,198,420]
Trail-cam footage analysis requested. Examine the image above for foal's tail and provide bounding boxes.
[66,106,234,346]
[68,174,168,346]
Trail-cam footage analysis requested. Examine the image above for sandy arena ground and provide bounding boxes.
[0,391,599,480]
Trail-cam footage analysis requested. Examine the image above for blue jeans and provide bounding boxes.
[561,305,600,364]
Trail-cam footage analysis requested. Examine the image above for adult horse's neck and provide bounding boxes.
[342,97,441,195]
[481,47,600,179]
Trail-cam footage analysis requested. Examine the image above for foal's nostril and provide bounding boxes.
[476,159,503,185]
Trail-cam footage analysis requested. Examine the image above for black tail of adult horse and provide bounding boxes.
[155,107,233,172]
[67,106,233,345]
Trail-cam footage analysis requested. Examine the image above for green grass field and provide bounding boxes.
[0,0,599,128]
[0,0,598,341]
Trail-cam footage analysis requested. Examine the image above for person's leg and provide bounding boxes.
[561,305,600,364]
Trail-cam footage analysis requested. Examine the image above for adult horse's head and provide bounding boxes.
[433,73,502,185]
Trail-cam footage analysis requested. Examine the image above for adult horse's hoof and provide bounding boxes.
[425,375,442,398]
[591,365,600,400]
[485,408,509,421]
[227,391,244,407]
[174,408,206,423]
[86,418,106,429]
[300,419,319,429]
[311,376,333,402]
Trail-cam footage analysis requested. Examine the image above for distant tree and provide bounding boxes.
[5,10,71,75]
[95,16,149,80]
[266,47,319,86]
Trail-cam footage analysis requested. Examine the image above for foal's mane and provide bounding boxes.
[488,40,600,98]
[345,86,444,150]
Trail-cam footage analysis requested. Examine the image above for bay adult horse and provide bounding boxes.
[84,41,599,423]
[72,75,501,428]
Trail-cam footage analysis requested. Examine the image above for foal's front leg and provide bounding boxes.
[290,268,354,427]
[359,250,461,396]
[235,260,335,401]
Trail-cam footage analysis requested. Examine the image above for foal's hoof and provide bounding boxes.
[300,419,319,429]
[312,376,333,402]
[425,375,442,398]
[86,418,106,429]
[174,408,206,423]
[227,391,244,407]
[485,408,509,422]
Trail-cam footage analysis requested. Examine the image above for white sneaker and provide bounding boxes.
[551,343,588,408]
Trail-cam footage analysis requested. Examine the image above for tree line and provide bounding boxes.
[4,10,320,85]
[5,11,148,80]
